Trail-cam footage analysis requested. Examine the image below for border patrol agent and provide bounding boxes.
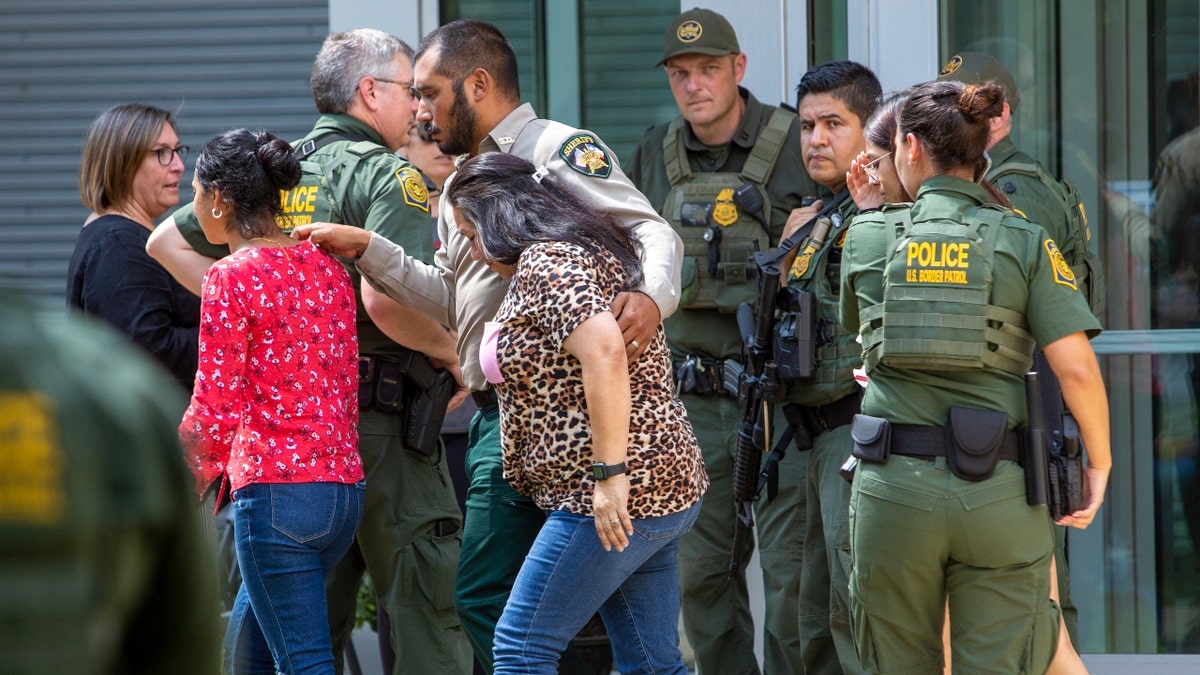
[938,52,1103,318]
[782,60,880,675]
[0,294,220,674]
[626,9,817,674]
[840,80,1110,674]
[147,30,470,674]
[939,52,1105,646]
[295,20,682,674]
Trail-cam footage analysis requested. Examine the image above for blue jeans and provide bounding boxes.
[225,481,365,675]
[493,500,702,675]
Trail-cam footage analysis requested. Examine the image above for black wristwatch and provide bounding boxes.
[591,461,627,481]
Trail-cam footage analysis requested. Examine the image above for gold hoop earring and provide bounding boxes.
[211,206,224,219]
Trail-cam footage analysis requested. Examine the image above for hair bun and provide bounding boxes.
[957,82,1005,122]
[252,130,302,192]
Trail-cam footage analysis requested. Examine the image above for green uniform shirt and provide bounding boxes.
[841,175,1102,428]
[627,88,816,360]
[1,296,219,674]
[988,136,1077,252]
[172,113,433,357]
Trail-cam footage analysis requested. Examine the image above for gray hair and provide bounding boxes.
[311,29,414,114]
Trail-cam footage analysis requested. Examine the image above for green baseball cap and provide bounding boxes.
[657,7,740,67]
[937,52,1020,110]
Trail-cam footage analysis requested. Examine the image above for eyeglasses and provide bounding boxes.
[149,145,188,166]
[862,151,893,183]
[372,76,419,100]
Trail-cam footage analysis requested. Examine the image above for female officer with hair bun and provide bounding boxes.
[839,80,1111,674]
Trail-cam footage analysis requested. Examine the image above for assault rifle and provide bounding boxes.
[723,189,849,579]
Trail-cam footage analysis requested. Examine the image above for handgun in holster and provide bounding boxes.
[392,350,455,457]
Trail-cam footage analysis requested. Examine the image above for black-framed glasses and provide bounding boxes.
[149,145,188,166]
[862,151,892,183]
[372,76,418,100]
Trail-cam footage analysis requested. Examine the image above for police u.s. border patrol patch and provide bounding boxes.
[1044,239,1077,290]
[395,166,429,212]
[559,134,612,178]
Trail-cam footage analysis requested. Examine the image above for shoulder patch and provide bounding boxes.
[1044,239,1077,290]
[395,166,430,212]
[558,134,612,178]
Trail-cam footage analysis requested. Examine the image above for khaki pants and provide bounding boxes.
[677,393,807,675]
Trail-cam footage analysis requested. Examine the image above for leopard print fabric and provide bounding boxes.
[490,241,707,518]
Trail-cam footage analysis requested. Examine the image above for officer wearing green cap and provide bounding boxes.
[627,7,817,674]
[939,51,1105,649]
[938,51,1103,318]
[0,293,220,674]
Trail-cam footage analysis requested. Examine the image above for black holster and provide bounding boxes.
[359,352,454,456]
[1049,414,1087,519]
[774,287,816,380]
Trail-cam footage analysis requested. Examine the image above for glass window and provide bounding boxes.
[941,0,1200,656]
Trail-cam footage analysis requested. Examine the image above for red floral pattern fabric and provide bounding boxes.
[180,241,362,494]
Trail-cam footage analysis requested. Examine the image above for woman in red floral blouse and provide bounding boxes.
[178,128,362,675]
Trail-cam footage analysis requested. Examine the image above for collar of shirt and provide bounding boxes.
[479,103,539,155]
[680,86,764,153]
[987,135,1019,166]
[307,113,389,149]
[910,174,992,222]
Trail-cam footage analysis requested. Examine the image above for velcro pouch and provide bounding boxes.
[374,361,405,413]
[850,414,891,463]
[947,406,1008,481]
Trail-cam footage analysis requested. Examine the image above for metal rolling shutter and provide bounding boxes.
[579,0,679,162]
[0,0,328,306]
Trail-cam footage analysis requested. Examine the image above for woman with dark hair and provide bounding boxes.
[67,103,199,390]
[846,89,913,210]
[848,86,1090,675]
[448,151,706,674]
[840,81,1110,674]
[297,151,707,674]
[178,128,363,674]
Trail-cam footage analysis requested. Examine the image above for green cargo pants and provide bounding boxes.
[678,392,806,675]
[327,407,472,675]
[849,457,1058,674]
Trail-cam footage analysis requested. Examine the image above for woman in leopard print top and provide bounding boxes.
[446,152,707,675]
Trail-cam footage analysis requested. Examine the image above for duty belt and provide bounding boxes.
[788,389,862,436]
[674,353,730,396]
[890,424,1022,463]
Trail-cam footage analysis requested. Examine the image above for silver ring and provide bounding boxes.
[630,339,640,349]
[609,519,618,525]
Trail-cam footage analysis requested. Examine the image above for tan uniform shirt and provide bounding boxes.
[356,103,682,390]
